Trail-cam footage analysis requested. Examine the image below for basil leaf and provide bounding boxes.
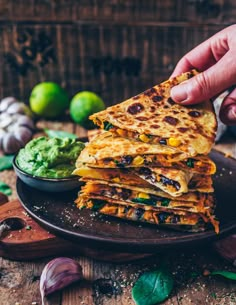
[0,181,12,196]
[132,268,174,305]
[0,155,14,171]
[44,129,77,139]
[211,270,236,280]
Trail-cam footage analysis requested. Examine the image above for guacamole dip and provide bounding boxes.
[16,136,85,178]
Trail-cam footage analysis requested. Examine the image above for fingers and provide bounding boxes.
[170,27,229,78]
[220,88,236,125]
[170,51,236,105]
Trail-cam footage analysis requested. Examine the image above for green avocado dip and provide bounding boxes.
[16,136,85,178]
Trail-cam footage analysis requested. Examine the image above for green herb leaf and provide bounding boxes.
[103,121,114,131]
[0,181,12,196]
[211,270,236,280]
[186,158,195,168]
[132,198,155,205]
[91,200,105,211]
[132,268,174,305]
[161,199,170,207]
[0,155,14,171]
[44,129,77,139]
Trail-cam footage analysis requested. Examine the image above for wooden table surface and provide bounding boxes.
[0,120,236,305]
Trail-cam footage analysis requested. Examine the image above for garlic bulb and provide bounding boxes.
[0,97,35,154]
[40,257,83,304]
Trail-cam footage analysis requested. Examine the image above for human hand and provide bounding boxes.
[170,25,236,125]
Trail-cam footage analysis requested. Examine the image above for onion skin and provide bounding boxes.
[214,234,236,266]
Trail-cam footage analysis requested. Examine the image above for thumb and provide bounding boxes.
[170,53,236,105]
[219,88,236,125]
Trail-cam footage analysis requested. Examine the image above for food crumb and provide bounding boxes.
[203,269,210,276]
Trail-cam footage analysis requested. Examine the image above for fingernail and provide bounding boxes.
[171,85,188,103]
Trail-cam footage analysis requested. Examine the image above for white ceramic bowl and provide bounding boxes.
[13,155,82,192]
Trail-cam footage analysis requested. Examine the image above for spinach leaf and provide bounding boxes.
[103,121,114,131]
[0,155,14,171]
[132,268,174,305]
[186,158,195,168]
[44,128,77,139]
[211,270,236,280]
[132,198,155,205]
[161,198,170,206]
[0,181,12,196]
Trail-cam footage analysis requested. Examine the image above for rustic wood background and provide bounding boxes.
[0,0,235,106]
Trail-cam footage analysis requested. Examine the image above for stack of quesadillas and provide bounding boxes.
[73,70,219,233]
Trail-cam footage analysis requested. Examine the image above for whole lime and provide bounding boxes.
[29,82,69,119]
[69,91,105,129]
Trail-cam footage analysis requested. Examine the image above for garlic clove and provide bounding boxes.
[40,257,83,302]
[0,113,13,129]
[2,133,22,154]
[7,102,26,114]
[16,115,35,130]
[14,126,32,146]
[0,97,17,112]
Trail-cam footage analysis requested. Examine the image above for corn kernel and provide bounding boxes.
[139,134,150,143]
[116,128,126,137]
[132,155,144,165]
[112,177,120,183]
[138,192,150,199]
[87,201,93,209]
[168,137,181,147]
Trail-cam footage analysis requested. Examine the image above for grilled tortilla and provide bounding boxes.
[81,178,207,203]
[74,166,214,195]
[75,194,219,233]
[134,167,214,196]
[90,70,217,156]
[75,132,216,174]
[133,166,193,197]
[81,181,214,214]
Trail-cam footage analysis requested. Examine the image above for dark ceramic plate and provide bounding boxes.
[16,149,236,253]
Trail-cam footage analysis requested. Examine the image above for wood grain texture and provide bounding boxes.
[0,1,233,105]
[0,0,232,23]
[1,247,236,305]
[0,24,227,104]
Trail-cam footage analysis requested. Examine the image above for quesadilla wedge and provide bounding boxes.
[90,70,217,156]
[76,132,216,174]
[81,178,207,203]
[132,167,192,197]
[74,166,214,195]
[81,181,214,214]
[75,195,219,233]
[133,167,214,196]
